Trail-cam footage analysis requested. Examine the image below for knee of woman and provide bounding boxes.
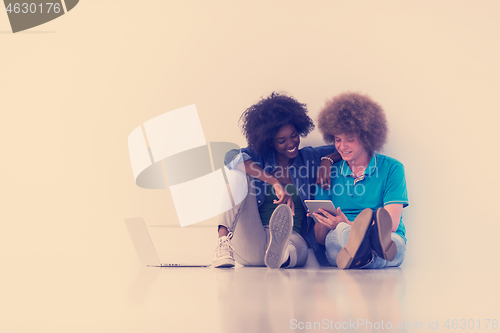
[225,169,250,204]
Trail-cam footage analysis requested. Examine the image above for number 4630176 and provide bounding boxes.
[444,319,498,329]
[6,3,62,14]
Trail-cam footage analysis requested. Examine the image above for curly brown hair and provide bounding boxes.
[317,92,388,155]
[240,92,314,156]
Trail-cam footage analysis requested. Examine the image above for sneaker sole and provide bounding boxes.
[212,258,235,268]
[336,208,373,269]
[265,205,293,269]
[375,208,397,261]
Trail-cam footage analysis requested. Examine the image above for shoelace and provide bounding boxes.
[216,232,234,257]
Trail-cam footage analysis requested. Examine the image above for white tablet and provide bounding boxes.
[304,200,337,223]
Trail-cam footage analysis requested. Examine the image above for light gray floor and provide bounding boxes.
[3,248,499,333]
[122,261,498,333]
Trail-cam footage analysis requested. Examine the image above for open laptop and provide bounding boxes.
[124,217,214,267]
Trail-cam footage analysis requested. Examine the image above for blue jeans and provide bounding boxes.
[324,222,406,269]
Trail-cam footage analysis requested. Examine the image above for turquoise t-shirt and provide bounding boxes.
[315,153,408,242]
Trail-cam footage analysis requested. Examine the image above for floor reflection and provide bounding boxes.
[128,267,160,304]
[214,267,274,333]
[212,267,406,333]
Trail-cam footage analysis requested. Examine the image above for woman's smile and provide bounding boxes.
[273,124,300,162]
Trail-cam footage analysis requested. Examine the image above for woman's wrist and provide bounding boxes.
[321,156,334,165]
[268,176,281,187]
[329,151,342,163]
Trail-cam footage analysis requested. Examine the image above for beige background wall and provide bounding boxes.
[1,0,499,329]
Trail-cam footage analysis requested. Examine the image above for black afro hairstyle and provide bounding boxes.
[240,92,314,156]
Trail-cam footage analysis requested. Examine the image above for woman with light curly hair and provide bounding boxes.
[312,92,408,269]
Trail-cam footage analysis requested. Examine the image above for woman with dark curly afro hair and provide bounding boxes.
[312,92,408,269]
[212,92,340,269]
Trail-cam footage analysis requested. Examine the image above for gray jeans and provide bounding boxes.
[219,176,308,268]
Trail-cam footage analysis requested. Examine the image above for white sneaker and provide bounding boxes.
[212,232,235,268]
[265,205,293,269]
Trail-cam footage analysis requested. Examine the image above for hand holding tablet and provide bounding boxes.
[304,200,337,223]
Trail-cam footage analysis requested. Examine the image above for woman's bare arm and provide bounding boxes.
[316,151,342,189]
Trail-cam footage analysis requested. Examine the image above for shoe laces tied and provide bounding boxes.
[217,232,234,257]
